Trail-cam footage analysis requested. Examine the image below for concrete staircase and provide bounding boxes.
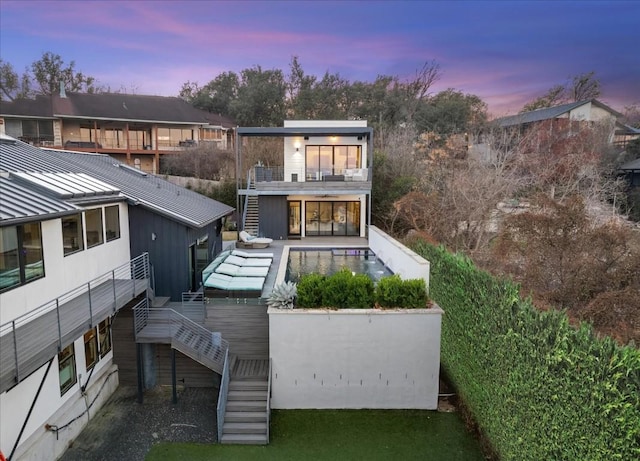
[221,371,269,444]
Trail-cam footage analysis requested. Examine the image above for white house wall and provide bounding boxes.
[269,307,443,409]
[1,352,118,461]
[569,102,616,122]
[0,203,131,323]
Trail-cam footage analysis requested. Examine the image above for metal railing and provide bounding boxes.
[216,349,230,442]
[266,357,272,444]
[0,253,150,393]
[242,169,252,231]
[132,306,228,374]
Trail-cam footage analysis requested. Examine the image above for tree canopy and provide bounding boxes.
[0,52,100,101]
[521,71,602,112]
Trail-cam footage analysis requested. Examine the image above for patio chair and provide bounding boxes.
[238,230,273,249]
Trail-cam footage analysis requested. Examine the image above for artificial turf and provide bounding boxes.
[146,409,485,461]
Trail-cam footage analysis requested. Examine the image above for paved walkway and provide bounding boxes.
[60,385,217,461]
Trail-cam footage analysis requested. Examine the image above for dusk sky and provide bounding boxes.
[1,0,639,117]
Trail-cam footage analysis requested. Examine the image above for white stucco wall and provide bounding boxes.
[0,202,131,323]
[269,307,443,409]
[0,347,118,460]
[369,226,430,290]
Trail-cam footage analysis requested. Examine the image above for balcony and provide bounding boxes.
[241,166,371,196]
[0,253,150,393]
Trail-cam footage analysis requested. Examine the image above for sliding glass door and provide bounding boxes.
[305,201,360,236]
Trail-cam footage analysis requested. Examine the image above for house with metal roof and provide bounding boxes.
[470,99,640,162]
[0,134,234,459]
[236,120,373,239]
[0,90,236,174]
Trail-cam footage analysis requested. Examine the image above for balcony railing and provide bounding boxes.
[252,165,370,183]
[0,253,150,393]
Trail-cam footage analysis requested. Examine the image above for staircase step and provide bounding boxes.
[226,401,267,412]
[151,296,170,307]
[221,433,268,445]
[227,390,267,401]
[224,411,267,423]
[223,422,267,434]
[229,380,268,391]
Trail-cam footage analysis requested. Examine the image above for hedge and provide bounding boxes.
[411,242,640,460]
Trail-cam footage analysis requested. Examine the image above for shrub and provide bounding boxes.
[376,275,428,308]
[296,273,326,308]
[322,268,352,308]
[411,241,640,460]
[347,273,375,309]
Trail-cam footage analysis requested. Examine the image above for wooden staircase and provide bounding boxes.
[243,195,259,236]
[220,359,270,445]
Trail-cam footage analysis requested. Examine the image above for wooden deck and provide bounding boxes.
[0,277,148,393]
[232,358,269,380]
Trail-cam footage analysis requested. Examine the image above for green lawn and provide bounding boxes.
[146,409,486,461]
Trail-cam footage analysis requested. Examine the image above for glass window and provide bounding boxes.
[305,146,320,181]
[59,343,77,395]
[0,223,44,292]
[85,208,104,248]
[22,222,44,282]
[105,206,120,242]
[62,214,84,255]
[99,318,112,358]
[84,328,99,369]
[5,119,22,138]
[0,226,20,291]
[305,145,362,180]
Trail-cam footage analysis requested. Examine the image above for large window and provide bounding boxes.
[105,205,120,242]
[99,318,112,358]
[5,119,54,145]
[84,328,99,369]
[0,223,45,292]
[157,127,194,147]
[305,201,361,236]
[306,145,361,180]
[62,214,84,255]
[85,208,104,248]
[59,343,77,395]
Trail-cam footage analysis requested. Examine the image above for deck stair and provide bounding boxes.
[243,195,259,236]
[220,358,270,445]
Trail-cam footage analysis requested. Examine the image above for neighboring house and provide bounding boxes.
[0,90,236,174]
[236,120,373,239]
[0,134,233,459]
[619,157,640,188]
[470,99,640,161]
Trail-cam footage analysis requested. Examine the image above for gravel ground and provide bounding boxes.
[60,385,217,461]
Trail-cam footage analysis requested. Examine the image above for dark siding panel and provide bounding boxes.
[156,344,216,387]
[258,196,287,240]
[112,307,137,386]
[129,208,224,301]
[205,304,269,358]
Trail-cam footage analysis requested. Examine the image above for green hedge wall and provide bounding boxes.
[411,242,640,460]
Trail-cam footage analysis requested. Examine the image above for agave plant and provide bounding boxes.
[267,281,297,309]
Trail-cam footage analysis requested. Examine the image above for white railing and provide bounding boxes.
[216,348,230,442]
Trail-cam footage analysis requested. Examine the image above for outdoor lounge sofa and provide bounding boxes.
[237,231,273,249]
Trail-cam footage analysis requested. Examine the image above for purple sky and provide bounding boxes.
[1,0,638,117]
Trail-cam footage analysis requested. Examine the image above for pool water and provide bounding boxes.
[286,249,393,283]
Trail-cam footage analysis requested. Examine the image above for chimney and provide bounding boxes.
[59,81,66,98]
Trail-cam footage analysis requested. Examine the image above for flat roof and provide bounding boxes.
[237,126,373,138]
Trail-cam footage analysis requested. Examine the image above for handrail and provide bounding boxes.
[0,253,150,393]
[266,357,272,444]
[241,169,251,231]
[216,348,230,442]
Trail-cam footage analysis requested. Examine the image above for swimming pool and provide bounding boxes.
[286,248,393,283]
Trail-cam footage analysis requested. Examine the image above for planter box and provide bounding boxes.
[221,231,238,241]
[268,306,443,409]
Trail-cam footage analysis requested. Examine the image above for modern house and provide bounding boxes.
[236,120,373,239]
[0,91,236,174]
[0,135,233,459]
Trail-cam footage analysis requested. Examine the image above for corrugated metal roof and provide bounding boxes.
[0,136,234,228]
[11,172,120,199]
[0,176,79,226]
[495,99,622,128]
[620,157,640,170]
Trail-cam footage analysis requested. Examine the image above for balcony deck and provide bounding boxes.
[0,255,149,393]
[240,180,371,196]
